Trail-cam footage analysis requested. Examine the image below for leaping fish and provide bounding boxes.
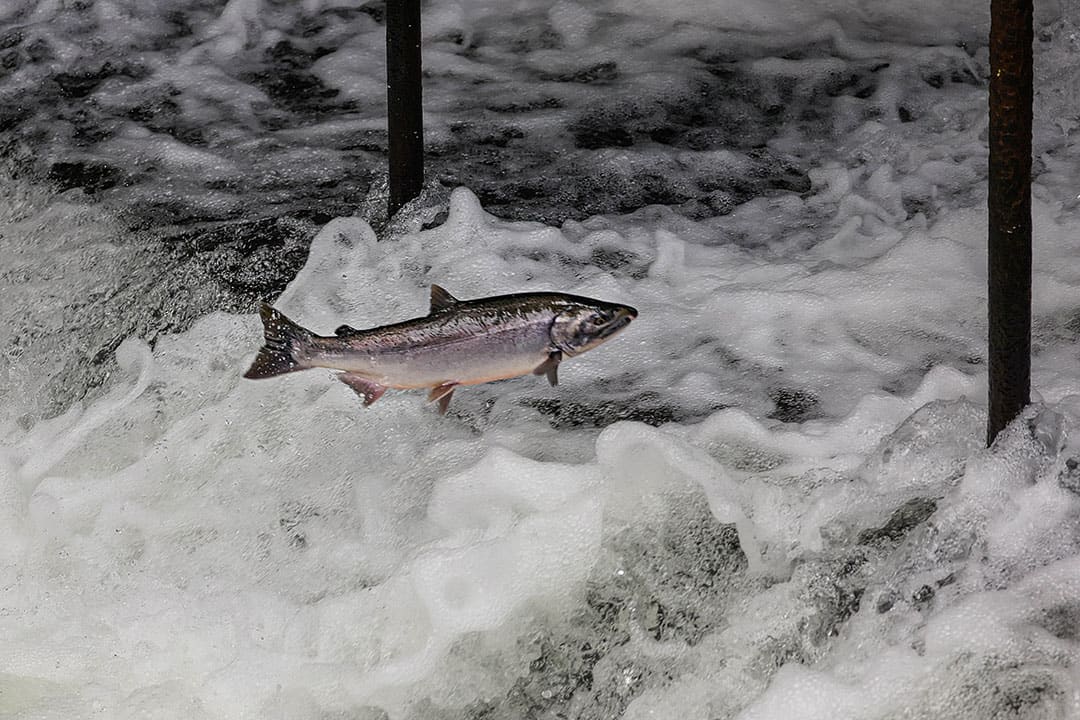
[244,285,638,414]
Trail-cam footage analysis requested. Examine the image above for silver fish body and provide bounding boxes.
[244,285,637,413]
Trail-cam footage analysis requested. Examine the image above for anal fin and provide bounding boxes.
[338,373,387,407]
[532,351,562,386]
[427,382,458,415]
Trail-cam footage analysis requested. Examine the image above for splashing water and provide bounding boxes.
[3,184,1080,718]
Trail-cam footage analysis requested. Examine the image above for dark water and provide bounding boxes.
[2,0,1029,419]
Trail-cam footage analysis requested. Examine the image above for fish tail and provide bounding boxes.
[244,302,314,379]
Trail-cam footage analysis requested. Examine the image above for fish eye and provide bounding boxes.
[588,314,608,326]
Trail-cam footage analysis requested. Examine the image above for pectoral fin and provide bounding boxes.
[427,382,458,415]
[532,351,562,386]
[338,373,387,407]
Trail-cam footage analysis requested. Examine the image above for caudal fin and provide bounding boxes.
[244,302,313,379]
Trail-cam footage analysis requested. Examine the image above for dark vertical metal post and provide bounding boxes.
[987,0,1033,445]
[386,0,424,217]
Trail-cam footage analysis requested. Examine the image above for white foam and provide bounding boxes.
[8,126,1080,717]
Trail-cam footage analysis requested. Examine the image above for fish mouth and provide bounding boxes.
[598,306,637,339]
[555,304,639,357]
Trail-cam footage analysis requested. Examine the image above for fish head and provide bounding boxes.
[550,300,638,357]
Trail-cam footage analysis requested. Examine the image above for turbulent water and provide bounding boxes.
[3,0,1080,718]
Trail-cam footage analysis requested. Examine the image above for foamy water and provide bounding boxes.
[4,1,1080,719]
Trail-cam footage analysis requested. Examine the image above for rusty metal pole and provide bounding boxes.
[987,0,1033,445]
[386,0,424,218]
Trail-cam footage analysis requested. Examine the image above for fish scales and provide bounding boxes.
[314,306,554,388]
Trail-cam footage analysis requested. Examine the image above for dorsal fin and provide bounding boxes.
[429,285,460,313]
[335,324,362,337]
